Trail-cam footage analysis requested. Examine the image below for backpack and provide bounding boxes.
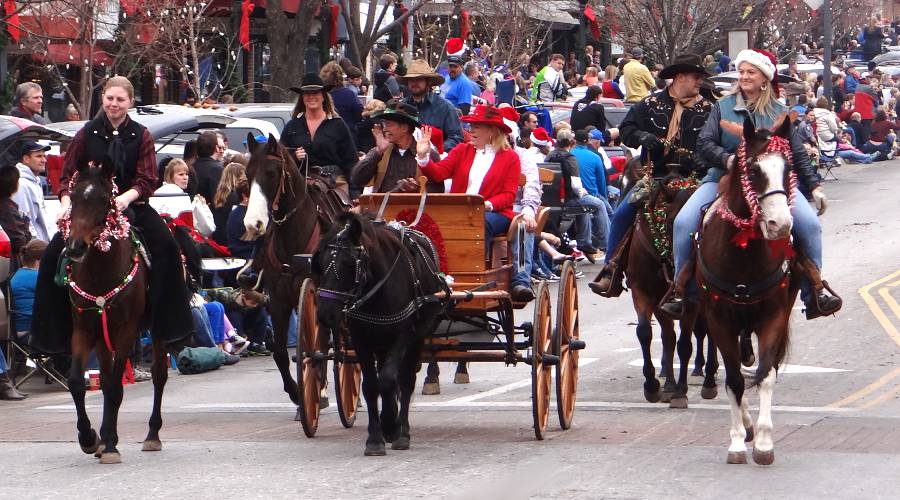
[177,346,227,375]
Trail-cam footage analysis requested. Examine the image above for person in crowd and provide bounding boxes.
[205,284,271,356]
[346,66,364,95]
[601,65,625,99]
[0,165,31,260]
[853,75,881,144]
[531,54,568,102]
[707,51,723,74]
[414,103,521,255]
[715,53,731,75]
[350,100,441,194]
[545,129,606,263]
[832,74,846,111]
[207,161,244,244]
[441,47,477,113]
[356,99,386,155]
[65,104,81,121]
[860,109,900,159]
[154,158,191,195]
[10,238,47,338]
[591,54,713,297]
[837,130,879,163]
[9,82,47,124]
[530,127,554,157]
[400,59,464,153]
[373,52,401,102]
[12,140,51,242]
[845,111,865,147]
[791,94,810,116]
[622,47,656,103]
[795,107,819,153]
[519,111,539,137]
[584,67,600,87]
[861,17,885,61]
[812,96,841,150]
[194,131,225,202]
[180,139,200,197]
[661,49,840,319]
[569,85,616,143]
[282,73,359,198]
[0,343,26,400]
[572,129,610,202]
[30,76,195,355]
[321,61,362,140]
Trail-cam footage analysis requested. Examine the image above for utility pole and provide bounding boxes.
[822,0,833,108]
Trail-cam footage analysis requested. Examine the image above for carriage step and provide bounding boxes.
[568,339,586,351]
[541,354,560,366]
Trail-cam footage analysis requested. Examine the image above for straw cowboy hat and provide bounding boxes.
[397,59,445,86]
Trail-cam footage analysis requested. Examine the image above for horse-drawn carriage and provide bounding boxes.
[291,186,584,441]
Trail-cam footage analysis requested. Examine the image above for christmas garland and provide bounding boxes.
[643,176,699,258]
[57,170,131,252]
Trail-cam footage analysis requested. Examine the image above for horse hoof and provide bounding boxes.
[453,372,470,384]
[364,443,386,456]
[79,430,100,455]
[319,395,330,410]
[669,397,689,409]
[726,451,747,464]
[752,447,774,465]
[701,386,718,400]
[141,440,162,452]
[643,389,661,403]
[294,406,303,422]
[744,426,755,443]
[422,382,440,395]
[688,375,704,386]
[391,436,410,450]
[660,390,674,403]
[99,452,122,464]
[741,354,756,368]
[93,443,106,458]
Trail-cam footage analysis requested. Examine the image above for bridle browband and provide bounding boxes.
[261,147,303,225]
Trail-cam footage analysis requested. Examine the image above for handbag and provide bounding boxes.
[192,198,216,237]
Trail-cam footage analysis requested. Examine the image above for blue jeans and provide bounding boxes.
[191,306,217,348]
[566,194,610,250]
[0,348,8,373]
[604,198,639,263]
[511,229,535,288]
[203,301,226,344]
[838,149,874,163]
[673,182,822,300]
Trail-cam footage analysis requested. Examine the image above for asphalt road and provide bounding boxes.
[2,160,899,499]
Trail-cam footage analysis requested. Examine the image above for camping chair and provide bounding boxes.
[3,283,69,391]
[817,137,840,182]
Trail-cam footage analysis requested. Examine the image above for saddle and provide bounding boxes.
[306,172,350,229]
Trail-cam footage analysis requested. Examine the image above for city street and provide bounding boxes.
[1,160,899,499]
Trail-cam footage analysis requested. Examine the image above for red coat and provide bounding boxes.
[421,143,521,219]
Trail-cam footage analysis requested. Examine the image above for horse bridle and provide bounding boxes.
[316,227,371,308]
[262,148,301,225]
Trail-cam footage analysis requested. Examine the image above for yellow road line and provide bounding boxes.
[878,287,900,328]
[827,270,900,409]
[859,383,900,410]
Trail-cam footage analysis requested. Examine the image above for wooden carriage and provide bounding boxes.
[293,171,583,440]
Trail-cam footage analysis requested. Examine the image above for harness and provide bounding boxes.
[317,224,450,326]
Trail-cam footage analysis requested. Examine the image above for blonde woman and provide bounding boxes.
[211,162,246,244]
[602,65,624,99]
[584,66,600,87]
[662,49,841,319]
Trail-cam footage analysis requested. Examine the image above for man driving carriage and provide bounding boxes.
[589,54,715,297]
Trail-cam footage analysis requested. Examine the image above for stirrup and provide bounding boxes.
[589,263,624,298]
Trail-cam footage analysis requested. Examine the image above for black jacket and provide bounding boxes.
[194,156,224,203]
[570,100,610,140]
[281,114,359,181]
[619,89,713,178]
[544,148,581,202]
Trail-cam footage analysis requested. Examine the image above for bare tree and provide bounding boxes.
[265,0,319,102]
[341,0,431,72]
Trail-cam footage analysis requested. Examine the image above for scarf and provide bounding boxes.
[666,91,702,145]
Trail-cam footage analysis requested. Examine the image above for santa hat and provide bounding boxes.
[497,105,520,139]
[445,38,467,57]
[531,127,552,147]
[734,49,777,82]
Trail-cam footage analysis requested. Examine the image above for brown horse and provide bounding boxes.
[625,169,718,408]
[243,134,344,416]
[62,162,162,464]
[697,118,800,465]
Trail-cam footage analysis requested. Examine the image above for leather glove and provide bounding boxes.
[811,187,827,215]
[639,132,662,152]
[628,177,652,206]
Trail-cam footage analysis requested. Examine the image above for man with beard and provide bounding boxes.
[400,59,464,153]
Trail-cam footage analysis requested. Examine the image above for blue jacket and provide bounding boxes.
[440,74,475,108]
[10,268,38,333]
[844,73,858,94]
[404,92,464,152]
[571,145,608,199]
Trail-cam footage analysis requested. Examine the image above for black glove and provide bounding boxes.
[639,132,662,152]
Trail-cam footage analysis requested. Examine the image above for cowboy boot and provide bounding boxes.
[0,373,27,400]
[658,259,694,318]
[589,226,633,297]
[794,253,842,320]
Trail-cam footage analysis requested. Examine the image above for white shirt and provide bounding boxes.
[466,145,496,194]
[11,163,50,242]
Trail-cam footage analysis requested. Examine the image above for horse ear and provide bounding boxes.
[743,117,756,143]
[773,115,792,139]
[266,134,279,154]
[247,132,257,150]
[348,216,363,246]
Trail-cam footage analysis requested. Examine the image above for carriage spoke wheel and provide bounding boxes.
[531,281,553,440]
[332,329,362,429]
[555,260,580,430]
[296,278,326,438]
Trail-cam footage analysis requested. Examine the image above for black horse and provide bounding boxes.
[312,213,447,455]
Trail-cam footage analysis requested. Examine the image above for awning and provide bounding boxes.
[33,43,114,68]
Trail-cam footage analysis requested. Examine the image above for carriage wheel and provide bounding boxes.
[296,278,325,438]
[332,330,362,429]
[555,260,581,430]
[531,281,553,440]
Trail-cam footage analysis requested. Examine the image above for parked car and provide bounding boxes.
[542,98,630,129]
[220,103,295,131]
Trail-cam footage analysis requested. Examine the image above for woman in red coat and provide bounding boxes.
[415,104,521,239]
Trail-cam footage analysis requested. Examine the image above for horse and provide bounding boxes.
[625,169,718,408]
[60,161,161,464]
[312,213,447,455]
[696,118,800,465]
[243,133,345,416]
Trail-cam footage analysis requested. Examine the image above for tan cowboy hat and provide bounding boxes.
[397,59,445,86]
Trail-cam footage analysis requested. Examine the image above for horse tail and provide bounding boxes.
[748,324,791,388]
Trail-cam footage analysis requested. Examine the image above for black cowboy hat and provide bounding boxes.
[374,99,419,128]
[659,53,711,80]
[289,73,334,94]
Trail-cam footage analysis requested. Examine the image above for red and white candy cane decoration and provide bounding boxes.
[716,136,798,247]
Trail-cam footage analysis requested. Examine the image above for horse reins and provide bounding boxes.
[265,149,301,225]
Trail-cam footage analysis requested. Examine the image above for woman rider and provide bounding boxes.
[660,49,842,320]
[30,76,193,354]
[281,73,359,199]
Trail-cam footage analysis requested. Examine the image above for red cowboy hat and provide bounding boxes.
[461,104,512,134]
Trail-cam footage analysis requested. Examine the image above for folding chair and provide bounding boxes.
[3,283,69,391]
[818,138,840,182]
